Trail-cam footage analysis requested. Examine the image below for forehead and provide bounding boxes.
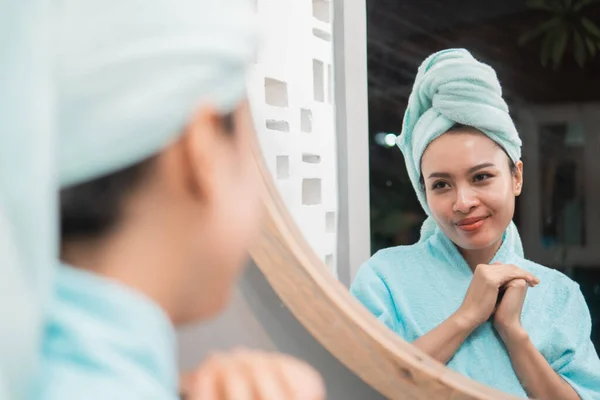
[421,131,504,173]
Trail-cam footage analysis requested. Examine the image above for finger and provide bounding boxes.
[504,278,528,289]
[510,269,539,286]
[180,371,194,396]
[240,352,287,400]
[219,354,253,400]
[508,273,539,287]
[494,265,539,286]
[189,366,219,400]
[276,356,325,400]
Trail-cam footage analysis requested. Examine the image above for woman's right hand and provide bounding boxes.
[454,263,540,329]
[181,349,325,400]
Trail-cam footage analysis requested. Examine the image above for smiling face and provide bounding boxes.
[420,127,523,254]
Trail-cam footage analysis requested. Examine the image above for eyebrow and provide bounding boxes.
[427,162,496,179]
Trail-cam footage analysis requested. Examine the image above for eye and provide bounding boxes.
[431,180,449,190]
[473,172,493,182]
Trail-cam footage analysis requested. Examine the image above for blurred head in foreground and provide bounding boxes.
[57,0,262,324]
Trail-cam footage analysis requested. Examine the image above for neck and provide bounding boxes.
[60,212,189,324]
[459,238,503,271]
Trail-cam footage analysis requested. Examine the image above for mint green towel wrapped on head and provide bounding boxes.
[57,0,258,188]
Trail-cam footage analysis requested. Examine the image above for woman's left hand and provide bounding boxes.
[493,278,529,341]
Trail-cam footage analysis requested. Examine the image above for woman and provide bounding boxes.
[34,0,324,399]
[350,49,600,399]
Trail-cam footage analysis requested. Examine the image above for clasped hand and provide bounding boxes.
[456,263,539,341]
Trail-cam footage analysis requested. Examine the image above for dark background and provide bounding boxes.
[366,0,600,354]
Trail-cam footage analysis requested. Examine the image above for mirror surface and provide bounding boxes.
[253,0,600,398]
[360,0,600,397]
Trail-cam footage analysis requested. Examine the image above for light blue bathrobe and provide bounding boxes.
[34,266,180,399]
[351,227,600,399]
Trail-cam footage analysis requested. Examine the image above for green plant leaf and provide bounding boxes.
[574,31,587,67]
[552,27,569,68]
[526,0,562,12]
[574,0,600,11]
[541,32,554,67]
[582,17,600,39]
[550,0,568,11]
[518,17,561,45]
[586,36,598,56]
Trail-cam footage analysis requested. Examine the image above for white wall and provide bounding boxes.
[246,0,339,277]
[331,0,371,285]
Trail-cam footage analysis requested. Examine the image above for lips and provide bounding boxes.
[455,216,489,232]
[456,216,488,226]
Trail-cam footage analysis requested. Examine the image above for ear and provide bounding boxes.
[513,160,524,196]
[179,105,224,203]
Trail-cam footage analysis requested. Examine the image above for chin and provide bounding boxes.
[176,286,233,326]
[205,287,234,319]
[454,231,501,251]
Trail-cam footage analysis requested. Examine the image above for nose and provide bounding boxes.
[453,185,479,214]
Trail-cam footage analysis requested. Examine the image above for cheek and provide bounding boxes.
[234,177,262,242]
[221,151,262,245]
[426,193,453,223]
[482,180,514,215]
[493,195,515,224]
[239,151,262,223]
[182,153,262,322]
[198,174,258,301]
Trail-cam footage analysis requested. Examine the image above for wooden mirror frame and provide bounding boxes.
[248,135,519,400]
